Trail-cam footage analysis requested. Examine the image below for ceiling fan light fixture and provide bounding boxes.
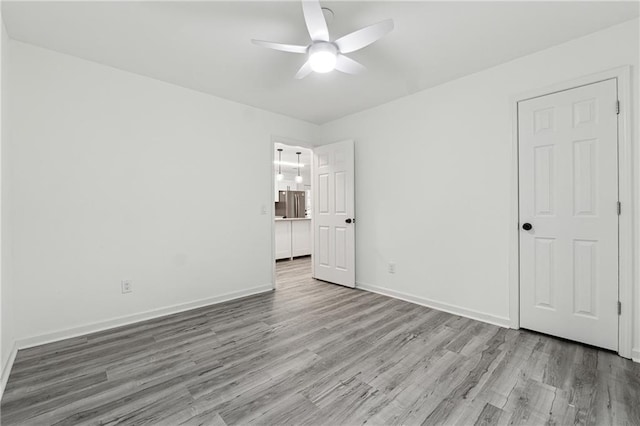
[308,42,337,73]
[252,0,393,79]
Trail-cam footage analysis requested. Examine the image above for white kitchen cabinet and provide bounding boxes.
[275,219,311,260]
[291,219,312,257]
[275,220,292,260]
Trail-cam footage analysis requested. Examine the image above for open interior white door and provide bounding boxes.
[518,79,619,350]
[313,140,355,287]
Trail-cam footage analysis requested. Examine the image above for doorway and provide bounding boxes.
[271,139,357,290]
[273,142,313,287]
[517,78,619,350]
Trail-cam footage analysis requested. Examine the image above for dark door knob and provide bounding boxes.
[345,218,352,224]
[522,223,533,231]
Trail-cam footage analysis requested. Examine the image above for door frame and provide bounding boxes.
[270,135,315,290]
[508,66,633,358]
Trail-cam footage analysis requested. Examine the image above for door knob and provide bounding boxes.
[522,223,533,231]
[345,218,352,224]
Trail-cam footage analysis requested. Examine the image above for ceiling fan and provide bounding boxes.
[251,0,394,79]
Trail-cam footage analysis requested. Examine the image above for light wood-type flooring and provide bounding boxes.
[2,256,640,425]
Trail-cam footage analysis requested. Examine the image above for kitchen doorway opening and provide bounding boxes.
[272,140,314,288]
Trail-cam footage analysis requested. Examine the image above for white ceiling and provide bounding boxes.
[3,1,638,124]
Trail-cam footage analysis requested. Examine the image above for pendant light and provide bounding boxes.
[276,148,284,181]
[295,152,303,183]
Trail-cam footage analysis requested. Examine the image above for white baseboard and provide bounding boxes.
[632,348,640,363]
[16,284,273,350]
[1,341,18,400]
[356,281,511,328]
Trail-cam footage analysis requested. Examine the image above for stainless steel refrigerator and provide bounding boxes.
[276,190,306,218]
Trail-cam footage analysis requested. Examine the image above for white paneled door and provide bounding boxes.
[313,140,355,287]
[518,79,619,350]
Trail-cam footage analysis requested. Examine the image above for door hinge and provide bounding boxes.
[618,301,622,315]
[616,100,620,115]
[617,201,621,215]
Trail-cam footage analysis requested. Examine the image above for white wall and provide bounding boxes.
[6,40,318,344]
[2,13,638,368]
[320,19,639,343]
[1,17,16,390]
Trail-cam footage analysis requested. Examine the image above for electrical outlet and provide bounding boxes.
[121,279,133,294]
[388,262,396,274]
[261,204,268,215]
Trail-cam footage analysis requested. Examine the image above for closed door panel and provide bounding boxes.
[313,140,355,287]
[519,79,618,351]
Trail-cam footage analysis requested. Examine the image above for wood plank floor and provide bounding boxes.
[2,256,640,425]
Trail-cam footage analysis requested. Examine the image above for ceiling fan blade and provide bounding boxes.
[295,61,313,79]
[251,40,308,54]
[334,19,394,54]
[302,0,329,42]
[335,54,366,75]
